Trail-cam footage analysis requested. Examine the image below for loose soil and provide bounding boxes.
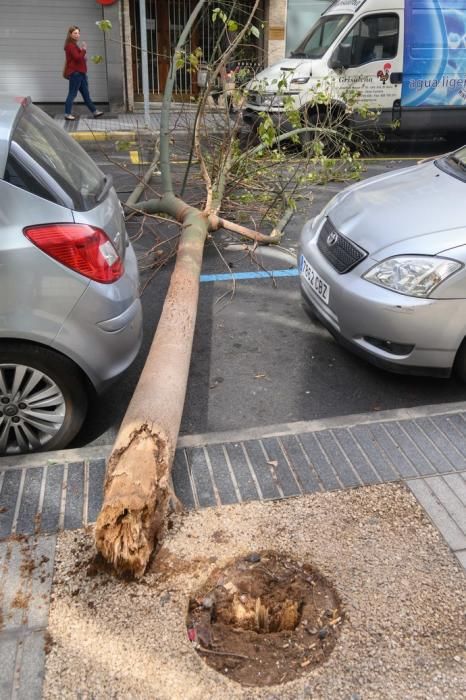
[43,485,466,699]
[187,551,343,686]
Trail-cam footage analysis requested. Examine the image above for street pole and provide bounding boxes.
[138,0,151,128]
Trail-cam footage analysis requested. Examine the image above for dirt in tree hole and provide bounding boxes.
[186,550,344,687]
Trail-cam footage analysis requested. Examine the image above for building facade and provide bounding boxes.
[0,0,329,109]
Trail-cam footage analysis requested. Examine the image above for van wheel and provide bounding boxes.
[453,338,466,382]
[0,343,88,455]
[300,107,339,154]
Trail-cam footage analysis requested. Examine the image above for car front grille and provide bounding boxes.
[317,218,368,273]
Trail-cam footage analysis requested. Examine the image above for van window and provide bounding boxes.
[292,14,352,59]
[340,14,399,67]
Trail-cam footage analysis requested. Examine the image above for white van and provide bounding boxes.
[244,0,466,134]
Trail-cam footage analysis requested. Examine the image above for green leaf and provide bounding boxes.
[90,55,104,64]
[175,51,185,70]
[249,25,260,38]
[96,19,112,32]
[227,20,239,32]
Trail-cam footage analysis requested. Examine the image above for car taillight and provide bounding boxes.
[23,224,124,284]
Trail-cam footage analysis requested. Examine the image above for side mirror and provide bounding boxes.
[329,44,350,70]
[328,56,344,70]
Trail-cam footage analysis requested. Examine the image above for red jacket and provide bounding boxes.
[64,42,87,77]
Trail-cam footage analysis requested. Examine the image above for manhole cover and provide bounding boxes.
[187,551,344,686]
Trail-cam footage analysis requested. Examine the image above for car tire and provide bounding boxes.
[0,342,88,455]
[453,338,466,383]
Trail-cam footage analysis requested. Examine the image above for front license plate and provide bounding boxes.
[300,255,330,304]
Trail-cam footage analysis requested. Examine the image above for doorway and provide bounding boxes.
[130,0,264,99]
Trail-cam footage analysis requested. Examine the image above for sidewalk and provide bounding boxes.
[1,401,465,698]
[47,104,234,139]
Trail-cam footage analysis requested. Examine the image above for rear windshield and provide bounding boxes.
[291,14,352,59]
[10,104,105,210]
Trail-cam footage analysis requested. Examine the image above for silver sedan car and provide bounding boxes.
[0,96,142,455]
[299,146,466,380]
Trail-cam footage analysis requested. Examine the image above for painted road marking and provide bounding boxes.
[200,269,299,283]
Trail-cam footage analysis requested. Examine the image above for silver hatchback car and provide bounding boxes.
[0,96,142,455]
[300,146,466,380]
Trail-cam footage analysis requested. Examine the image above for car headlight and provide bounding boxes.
[262,96,284,107]
[363,256,462,297]
[291,77,310,84]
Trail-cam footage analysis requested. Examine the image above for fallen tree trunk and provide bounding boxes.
[95,197,208,578]
[94,0,276,578]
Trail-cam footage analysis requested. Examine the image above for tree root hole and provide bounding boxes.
[186,550,344,687]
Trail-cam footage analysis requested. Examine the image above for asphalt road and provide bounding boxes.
[71,135,466,448]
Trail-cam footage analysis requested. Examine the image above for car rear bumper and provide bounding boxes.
[52,243,143,393]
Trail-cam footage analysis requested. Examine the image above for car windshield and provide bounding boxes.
[436,145,466,182]
[291,14,352,59]
[11,104,105,210]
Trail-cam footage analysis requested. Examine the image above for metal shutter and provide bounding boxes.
[0,0,108,102]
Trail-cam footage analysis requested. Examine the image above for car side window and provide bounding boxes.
[341,14,399,67]
[4,153,58,204]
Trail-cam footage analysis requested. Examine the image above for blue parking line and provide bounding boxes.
[200,268,299,283]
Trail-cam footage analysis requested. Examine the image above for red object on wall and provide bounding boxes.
[96,0,118,6]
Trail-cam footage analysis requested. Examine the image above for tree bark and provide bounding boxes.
[95,198,208,578]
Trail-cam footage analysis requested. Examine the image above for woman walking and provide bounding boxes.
[63,26,103,121]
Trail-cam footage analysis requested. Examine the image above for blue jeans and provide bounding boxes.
[65,72,97,115]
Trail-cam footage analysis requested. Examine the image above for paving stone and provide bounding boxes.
[204,444,240,504]
[350,424,399,482]
[0,470,22,538]
[432,414,466,460]
[407,478,466,551]
[1,540,27,631]
[242,440,281,500]
[261,437,301,498]
[278,434,322,494]
[223,442,260,502]
[455,549,466,570]
[40,465,64,534]
[426,477,466,533]
[299,432,342,490]
[331,428,380,485]
[185,447,217,507]
[317,431,362,488]
[63,462,85,530]
[172,450,196,509]
[87,459,106,524]
[15,468,43,536]
[404,421,453,474]
[27,536,56,629]
[443,473,466,506]
[0,635,17,699]
[16,630,46,700]
[417,417,466,469]
[369,423,418,478]
[384,422,435,476]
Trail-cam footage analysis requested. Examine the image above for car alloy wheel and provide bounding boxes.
[0,344,88,455]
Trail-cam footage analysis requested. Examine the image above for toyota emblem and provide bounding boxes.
[327,232,338,246]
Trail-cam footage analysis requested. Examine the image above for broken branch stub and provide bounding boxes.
[95,199,208,578]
